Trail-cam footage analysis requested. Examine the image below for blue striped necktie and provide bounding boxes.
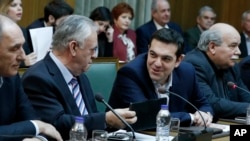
[69,77,88,115]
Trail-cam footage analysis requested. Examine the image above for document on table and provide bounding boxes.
[29,27,53,62]
[209,123,230,132]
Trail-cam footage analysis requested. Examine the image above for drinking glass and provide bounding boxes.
[170,118,180,141]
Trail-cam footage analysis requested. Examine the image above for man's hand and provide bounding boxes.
[193,111,213,127]
[24,52,37,66]
[32,120,63,141]
[105,108,137,129]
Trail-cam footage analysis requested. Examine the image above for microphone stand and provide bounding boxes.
[164,90,213,141]
[95,94,136,141]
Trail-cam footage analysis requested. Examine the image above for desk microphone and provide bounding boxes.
[227,81,250,94]
[95,94,136,141]
[158,87,213,141]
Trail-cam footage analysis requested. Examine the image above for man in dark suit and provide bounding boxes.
[108,28,213,127]
[184,6,216,51]
[136,0,186,54]
[184,23,250,119]
[0,15,62,141]
[239,10,250,58]
[27,0,73,30]
[22,15,137,140]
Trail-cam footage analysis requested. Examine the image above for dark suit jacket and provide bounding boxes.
[239,55,250,90]
[136,20,184,54]
[108,53,213,126]
[0,75,39,141]
[184,26,201,50]
[27,18,45,29]
[22,54,106,140]
[239,32,249,58]
[98,32,113,57]
[184,48,250,119]
[20,27,33,68]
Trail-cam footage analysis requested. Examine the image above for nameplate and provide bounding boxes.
[230,125,250,140]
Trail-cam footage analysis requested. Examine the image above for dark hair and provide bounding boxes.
[149,28,184,58]
[89,6,112,23]
[44,0,74,22]
[111,2,134,20]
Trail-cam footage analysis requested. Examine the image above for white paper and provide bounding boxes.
[29,27,53,62]
[209,123,230,132]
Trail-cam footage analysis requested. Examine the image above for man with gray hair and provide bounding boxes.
[22,15,137,140]
[239,10,250,58]
[136,0,184,54]
[184,23,250,120]
[0,15,62,141]
[184,6,216,50]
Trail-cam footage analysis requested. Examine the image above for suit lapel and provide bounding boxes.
[44,54,81,115]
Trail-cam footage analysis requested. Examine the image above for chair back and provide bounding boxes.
[85,57,119,112]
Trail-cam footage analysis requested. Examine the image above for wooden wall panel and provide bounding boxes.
[169,0,250,31]
[19,0,75,27]
[19,0,250,32]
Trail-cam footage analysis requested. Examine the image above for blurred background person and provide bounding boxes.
[239,10,250,58]
[89,6,114,57]
[184,6,216,51]
[0,0,37,67]
[27,0,73,30]
[112,2,137,62]
[136,0,185,54]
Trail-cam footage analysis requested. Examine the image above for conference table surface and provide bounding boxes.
[140,119,243,141]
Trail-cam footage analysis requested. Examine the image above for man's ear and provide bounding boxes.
[69,41,78,56]
[208,41,216,55]
[175,54,185,68]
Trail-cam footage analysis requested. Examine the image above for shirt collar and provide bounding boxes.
[49,51,73,84]
[153,20,168,30]
[153,72,173,92]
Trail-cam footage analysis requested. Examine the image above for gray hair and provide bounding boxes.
[0,14,15,41]
[51,15,97,50]
[198,6,216,17]
[242,10,250,21]
[151,0,168,11]
[197,29,222,51]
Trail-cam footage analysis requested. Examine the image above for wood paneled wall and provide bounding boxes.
[19,0,75,27]
[19,0,250,32]
[169,0,250,31]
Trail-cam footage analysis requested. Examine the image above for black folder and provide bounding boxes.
[129,98,167,131]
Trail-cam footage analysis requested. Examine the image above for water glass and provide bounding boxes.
[170,118,180,140]
[246,106,250,125]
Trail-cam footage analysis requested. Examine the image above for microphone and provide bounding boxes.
[158,87,213,141]
[95,94,136,141]
[227,81,250,94]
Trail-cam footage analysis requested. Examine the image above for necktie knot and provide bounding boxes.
[69,77,77,86]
